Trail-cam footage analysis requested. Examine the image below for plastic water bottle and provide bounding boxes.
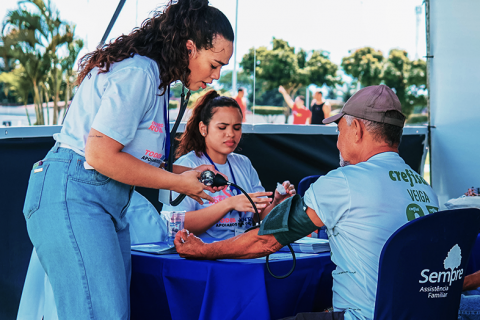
[167,211,185,247]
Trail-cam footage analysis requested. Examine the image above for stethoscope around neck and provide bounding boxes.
[164,84,190,206]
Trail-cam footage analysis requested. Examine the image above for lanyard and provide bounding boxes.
[163,87,171,161]
[203,152,241,196]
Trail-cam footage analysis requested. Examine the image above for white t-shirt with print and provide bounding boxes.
[162,151,265,239]
[54,54,168,167]
[304,152,439,320]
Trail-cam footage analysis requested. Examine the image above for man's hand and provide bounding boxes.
[175,229,207,259]
[193,164,227,193]
[273,181,296,205]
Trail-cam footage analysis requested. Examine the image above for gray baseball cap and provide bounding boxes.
[322,85,405,127]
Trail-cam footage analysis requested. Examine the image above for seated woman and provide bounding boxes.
[162,90,295,239]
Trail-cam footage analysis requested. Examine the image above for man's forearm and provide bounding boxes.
[208,230,282,259]
[175,229,283,260]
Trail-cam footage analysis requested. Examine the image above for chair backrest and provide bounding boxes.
[297,175,322,197]
[373,208,480,320]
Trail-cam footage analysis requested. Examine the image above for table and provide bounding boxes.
[130,251,335,320]
[130,234,480,320]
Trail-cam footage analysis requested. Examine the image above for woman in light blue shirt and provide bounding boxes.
[22,1,233,319]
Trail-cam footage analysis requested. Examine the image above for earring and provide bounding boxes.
[188,49,192,55]
[202,132,206,136]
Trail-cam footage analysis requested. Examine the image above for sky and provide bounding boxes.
[1,0,426,74]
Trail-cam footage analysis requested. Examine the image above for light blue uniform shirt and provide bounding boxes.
[54,55,168,167]
[162,151,264,239]
[304,152,439,320]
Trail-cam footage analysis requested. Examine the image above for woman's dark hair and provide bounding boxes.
[75,0,234,94]
[176,90,243,158]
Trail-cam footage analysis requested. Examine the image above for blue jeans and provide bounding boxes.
[23,144,134,320]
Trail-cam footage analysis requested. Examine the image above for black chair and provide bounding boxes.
[373,208,480,320]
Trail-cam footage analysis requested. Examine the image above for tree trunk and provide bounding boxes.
[24,102,31,126]
[62,80,71,123]
[32,80,44,125]
[39,86,46,125]
[44,86,50,125]
[53,65,59,125]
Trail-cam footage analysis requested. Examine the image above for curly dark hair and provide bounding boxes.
[176,90,243,158]
[75,0,234,94]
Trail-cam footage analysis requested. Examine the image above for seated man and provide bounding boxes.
[175,85,439,320]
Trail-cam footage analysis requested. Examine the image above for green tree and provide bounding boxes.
[241,38,340,123]
[0,22,17,73]
[218,70,253,95]
[341,47,384,87]
[59,35,83,121]
[342,47,427,118]
[382,49,410,113]
[382,49,427,118]
[405,58,427,117]
[2,0,80,125]
[0,65,33,124]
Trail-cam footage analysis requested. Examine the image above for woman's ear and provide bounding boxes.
[199,121,207,137]
[186,40,196,57]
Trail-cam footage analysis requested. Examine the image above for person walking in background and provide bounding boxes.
[234,87,248,122]
[310,90,331,124]
[279,85,311,124]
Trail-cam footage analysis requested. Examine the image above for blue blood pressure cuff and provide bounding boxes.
[258,194,318,246]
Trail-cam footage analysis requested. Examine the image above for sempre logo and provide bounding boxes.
[419,244,464,287]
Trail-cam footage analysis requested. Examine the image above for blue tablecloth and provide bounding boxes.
[466,234,480,275]
[130,251,335,320]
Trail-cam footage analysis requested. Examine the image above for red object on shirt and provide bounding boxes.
[292,103,311,124]
[235,96,247,122]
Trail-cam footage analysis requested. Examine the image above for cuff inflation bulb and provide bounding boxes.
[200,170,229,187]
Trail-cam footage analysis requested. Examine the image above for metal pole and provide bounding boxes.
[415,6,422,60]
[253,48,256,123]
[136,0,138,26]
[232,0,239,96]
[306,87,309,108]
[425,0,433,186]
[98,0,127,48]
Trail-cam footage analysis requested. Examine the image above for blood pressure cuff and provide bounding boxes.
[258,194,318,246]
